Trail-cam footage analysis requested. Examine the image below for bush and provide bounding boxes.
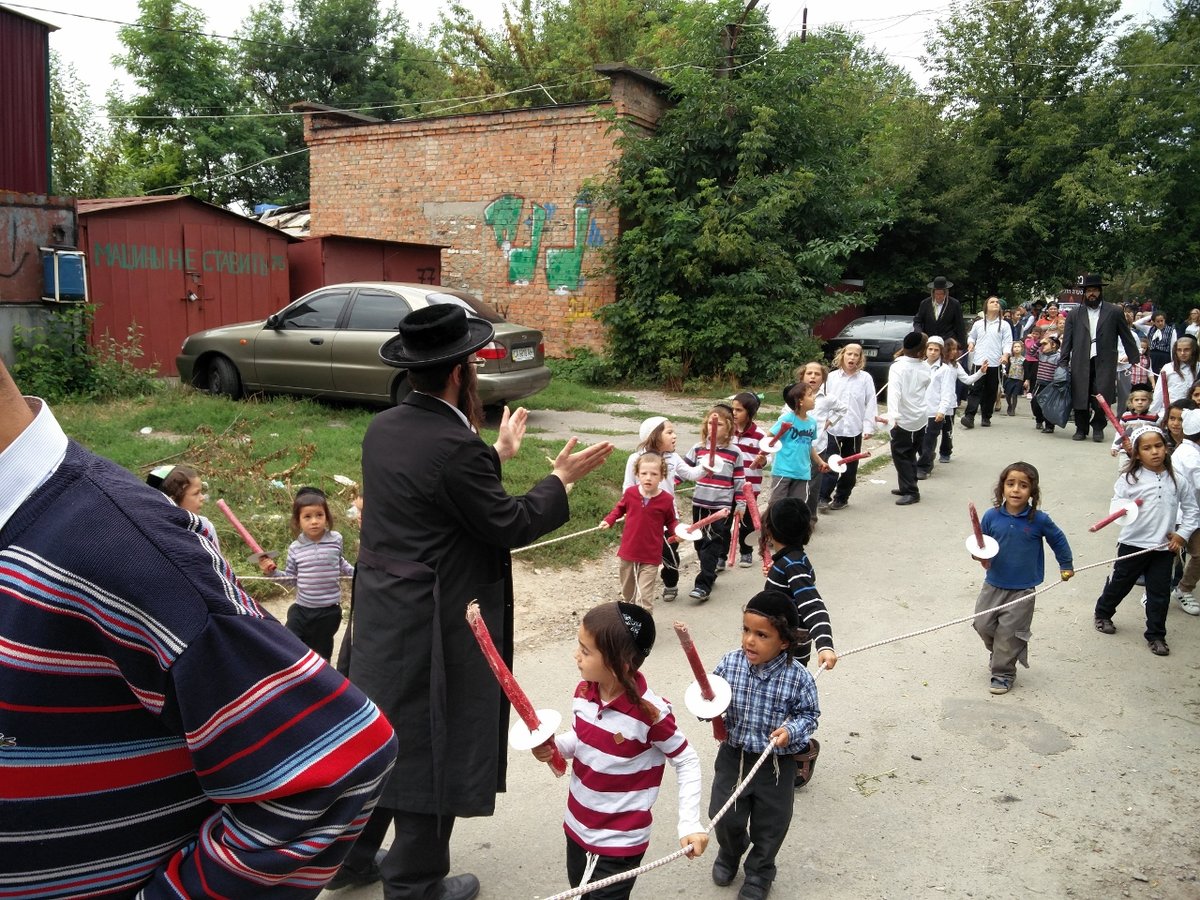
[550,348,619,386]
[12,305,159,401]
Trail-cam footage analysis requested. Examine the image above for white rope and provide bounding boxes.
[511,522,611,554]
[538,739,781,900]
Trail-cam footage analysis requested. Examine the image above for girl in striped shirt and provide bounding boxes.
[731,391,766,567]
[534,601,707,898]
[259,486,354,661]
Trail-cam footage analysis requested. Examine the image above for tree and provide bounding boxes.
[600,26,920,383]
[111,0,271,207]
[49,54,140,197]
[924,0,1126,299]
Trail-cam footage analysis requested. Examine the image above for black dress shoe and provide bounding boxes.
[326,849,386,890]
[441,873,481,900]
[712,855,737,886]
[980,419,991,427]
[895,494,920,506]
[961,416,974,429]
[890,489,905,495]
[1093,429,1105,442]
[1072,432,1087,441]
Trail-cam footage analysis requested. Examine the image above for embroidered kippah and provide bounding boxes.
[615,601,656,657]
[1129,424,1164,447]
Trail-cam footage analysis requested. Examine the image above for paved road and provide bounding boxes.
[326,401,1200,899]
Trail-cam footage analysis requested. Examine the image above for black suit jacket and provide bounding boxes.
[913,295,967,347]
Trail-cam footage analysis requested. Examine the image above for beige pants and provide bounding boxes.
[619,559,659,612]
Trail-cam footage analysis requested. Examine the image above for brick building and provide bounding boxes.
[299,65,670,355]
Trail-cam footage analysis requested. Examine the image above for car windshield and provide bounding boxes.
[838,318,913,339]
[427,291,505,324]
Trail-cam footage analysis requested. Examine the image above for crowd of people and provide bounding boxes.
[5,283,1197,900]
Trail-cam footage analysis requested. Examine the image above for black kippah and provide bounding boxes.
[745,590,799,630]
[616,602,656,657]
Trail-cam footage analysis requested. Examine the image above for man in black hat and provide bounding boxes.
[1060,273,1139,442]
[334,304,614,900]
[912,275,967,348]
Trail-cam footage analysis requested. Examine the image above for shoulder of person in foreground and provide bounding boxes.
[6,447,398,897]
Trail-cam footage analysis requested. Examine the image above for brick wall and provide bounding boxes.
[302,68,671,356]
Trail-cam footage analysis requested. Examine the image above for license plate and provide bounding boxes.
[513,346,535,362]
[863,347,878,357]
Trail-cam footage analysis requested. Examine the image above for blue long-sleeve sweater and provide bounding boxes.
[980,504,1073,590]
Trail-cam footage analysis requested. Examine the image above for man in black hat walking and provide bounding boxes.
[333,304,613,900]
[913,276,967,347]
[1060,274,1139,442]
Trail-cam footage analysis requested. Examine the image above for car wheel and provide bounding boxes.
[390,375,411,407]
[205,356,242,399]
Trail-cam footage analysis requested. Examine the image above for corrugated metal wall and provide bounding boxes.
[81,201,291,374]
[0,9,52,194]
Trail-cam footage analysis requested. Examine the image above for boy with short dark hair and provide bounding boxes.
[708,591,820,900]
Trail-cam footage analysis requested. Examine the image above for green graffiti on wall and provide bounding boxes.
[484,195,544,285]
[545,206,590,291]
[482,195,598,291]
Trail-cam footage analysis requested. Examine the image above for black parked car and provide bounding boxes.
[822,315,916,388]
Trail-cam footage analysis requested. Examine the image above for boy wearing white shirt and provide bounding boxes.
[887,332,932,505]
[916,336,958,480]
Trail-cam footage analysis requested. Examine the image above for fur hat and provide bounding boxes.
[764,497,811,548]
[639,415,668,443]
[616,602,656,656]
[379,303,494,369]
[745,590,800,630]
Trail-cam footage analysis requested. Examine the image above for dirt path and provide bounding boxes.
[313,394,1199,900]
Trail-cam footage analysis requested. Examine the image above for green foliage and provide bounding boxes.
[600,29,904,382]
[546,348,620,386]
[12,306,159,402]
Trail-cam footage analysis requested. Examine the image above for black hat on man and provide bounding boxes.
[379,303,495,369]
[1077,273,1106,289]
[746,590,800,630]
[927,275,953,291]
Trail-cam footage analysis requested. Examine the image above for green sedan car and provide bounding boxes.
[177,282,552,407]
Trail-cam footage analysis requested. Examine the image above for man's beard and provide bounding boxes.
[1086,294,1102,308]
[458,362,485,431]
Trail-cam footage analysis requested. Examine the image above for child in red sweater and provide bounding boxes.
[601,452,680,612]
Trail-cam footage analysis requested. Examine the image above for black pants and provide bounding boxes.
[285,602,342,661]
[917,416,947,472]
[1072,358,1106,435]
[1030,379,1051,426]
[819,434,862,503]
[342,807,454,900]
[660,538,680,589]
[736,502,756,555]
[565,835,645,899]
[709,743,797,887]
[1095,543,1173,642]
[891,424,925,497]
[693,504,732,591]
[964,364,1000,422]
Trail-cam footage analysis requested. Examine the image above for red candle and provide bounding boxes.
[1089,498,1144,533]
[968,502,991,571]
[1093,393,1124,434]
[766,421,793,448]
[839,451,872,465]
[726,513,741,569]
[707,413,719,466]
[672,623,728,741]
[687,507,730,534]
[216,499,267,556]
[466,602,567,776]
[741,483,761,532]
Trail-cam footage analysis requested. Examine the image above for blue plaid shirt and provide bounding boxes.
[714,649,819,754]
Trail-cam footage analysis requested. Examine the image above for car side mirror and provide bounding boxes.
[266,314,280,328]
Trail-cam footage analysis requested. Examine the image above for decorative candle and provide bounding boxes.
[1089,498,1144,533]
[1093,393,1125,434]
[968,501,991,570]
[216,499,267,556]
[766,421,793,449]
[466,602,566,776]
[707,413,719,466]
[673,623,728,741]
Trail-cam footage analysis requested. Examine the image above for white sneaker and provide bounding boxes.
[1140,593,1147,608]
[1176,590,1200,616]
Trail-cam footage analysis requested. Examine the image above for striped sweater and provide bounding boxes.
[681,443,745,511]
[766,546,835,654]
[554,674,702,856]
[269,530,355,608]
[732,423,765,494]
[1,430,397,897]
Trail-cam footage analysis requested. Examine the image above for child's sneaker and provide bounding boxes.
[939,455,952,463]
[688,587,710,601]
[662,586,678,602]
[738,552,753,568]
[1173,587,1200,615]
[715,560,726,573]
[989,675,1013,695]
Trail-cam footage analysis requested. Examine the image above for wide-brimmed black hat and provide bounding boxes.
[379,303,494,369]
[1076,273,1107,288]
[927,275,953,291]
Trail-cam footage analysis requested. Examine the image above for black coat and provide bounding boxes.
[913,295,967,347]
[349,392,569,815]
[1060,301,1140,409]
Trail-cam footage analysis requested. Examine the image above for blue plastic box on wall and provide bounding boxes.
[41,248,89,302]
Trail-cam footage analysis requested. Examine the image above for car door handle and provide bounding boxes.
[309,337,324,345]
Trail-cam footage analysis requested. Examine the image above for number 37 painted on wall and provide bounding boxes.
[483,195,604,292]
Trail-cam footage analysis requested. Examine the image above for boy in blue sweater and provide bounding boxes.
[971,461,1074,694]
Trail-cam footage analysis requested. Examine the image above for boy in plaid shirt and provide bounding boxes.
[708,591,820,900]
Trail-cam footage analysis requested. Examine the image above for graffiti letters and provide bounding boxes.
[91,242,286,277]
[482,195,603,292]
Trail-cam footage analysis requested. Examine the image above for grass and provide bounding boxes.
[519,369,636,412]
[53,383,628,601]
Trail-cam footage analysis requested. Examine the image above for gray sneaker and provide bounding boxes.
[738,553,753,568]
